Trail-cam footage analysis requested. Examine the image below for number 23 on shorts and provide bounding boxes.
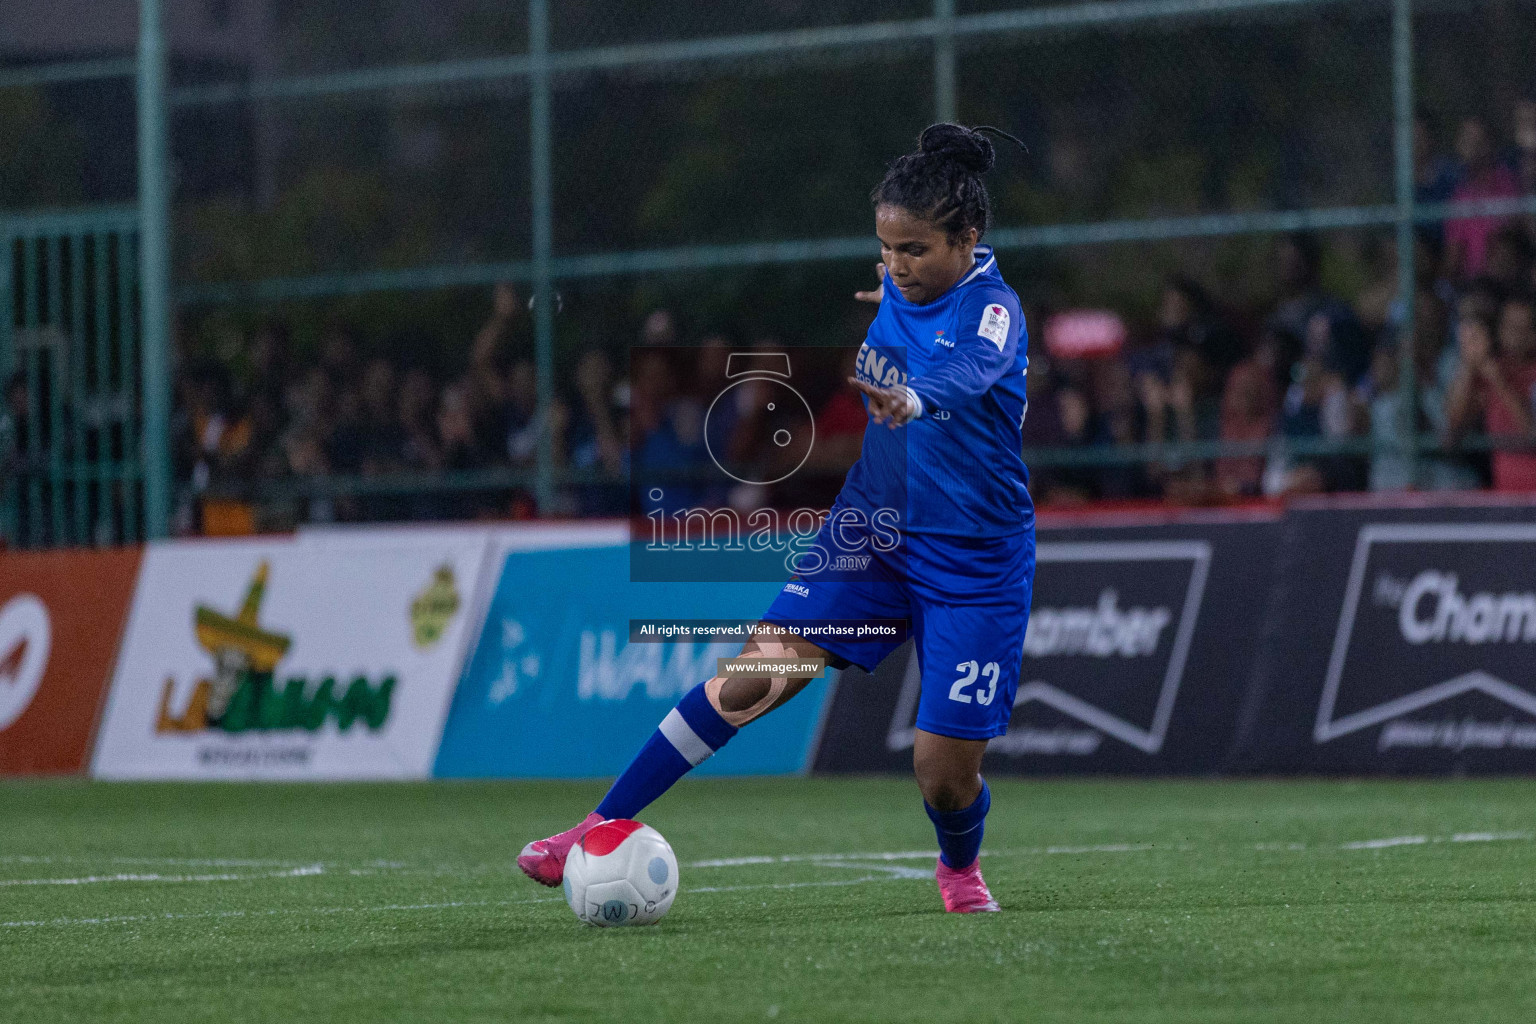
[948,661,1000,705]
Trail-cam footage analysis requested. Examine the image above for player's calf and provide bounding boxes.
[592,634,819,819]
[924,774,1000,912]
[703,632,805,726]
[912,729,997,910]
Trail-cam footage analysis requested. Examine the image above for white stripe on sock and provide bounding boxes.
[659,709,715,767]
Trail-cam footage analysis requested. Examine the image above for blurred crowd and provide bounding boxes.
[171,288,873,530]
[173,283,629,528]
[160,106,1536,530]
[1023,105,1536,504]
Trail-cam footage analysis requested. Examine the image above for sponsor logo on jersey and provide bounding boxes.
[1315,524,1536,749]
[977,304,1010,351]
[783,583,811,598]
[933,330,953,350]
[855,343,907,388]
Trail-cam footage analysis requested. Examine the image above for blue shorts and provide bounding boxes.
[761,511,1034,741]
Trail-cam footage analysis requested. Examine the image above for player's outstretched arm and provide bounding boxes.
[904,295,1019,415]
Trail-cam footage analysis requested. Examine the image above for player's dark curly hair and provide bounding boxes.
[871,123,1021,243]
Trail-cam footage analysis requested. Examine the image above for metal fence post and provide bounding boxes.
[529,0,556,515]
[1393,0,1417,486]
[934,0,957,124]
[138,0,173,538]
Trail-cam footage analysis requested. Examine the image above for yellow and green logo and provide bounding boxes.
[410,565,460,649]
[156,562,394,735]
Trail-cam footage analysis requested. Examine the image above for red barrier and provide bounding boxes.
[0,548,141,774]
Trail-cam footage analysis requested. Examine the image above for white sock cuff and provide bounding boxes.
[659,708,715,767]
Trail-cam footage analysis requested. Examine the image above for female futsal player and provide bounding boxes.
[519,124,1033,913]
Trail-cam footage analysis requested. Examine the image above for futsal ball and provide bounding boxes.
[563,819,679,927]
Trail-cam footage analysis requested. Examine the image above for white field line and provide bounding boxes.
[685,843,1161,869]
[2,831,1530,896]
[0,855,333,868]
[687,851,928,868]
[0,865,325,887]
[1451,831,1533,842]
[1338,831,1533,850]
[683,831,1534,871]
[0,878,926,929]
[0,895,562,930]
[1340,835,1429,850]
[691,875,900,894]
[818,861,933,880]
[3,829,1536,930]
[669,828,1536,896]
[0,845,1158,885]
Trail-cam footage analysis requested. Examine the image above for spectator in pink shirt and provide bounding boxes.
[1445,115,1520,281]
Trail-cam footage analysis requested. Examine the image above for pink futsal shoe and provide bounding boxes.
[517,812,605,887]
[935,858,1001,913]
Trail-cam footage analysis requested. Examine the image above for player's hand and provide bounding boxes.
[848,377,917,428]
[854,264,886,304]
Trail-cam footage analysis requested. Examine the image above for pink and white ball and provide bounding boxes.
[563,819,679,927]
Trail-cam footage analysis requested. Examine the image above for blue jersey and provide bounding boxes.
[839,245,1033,538]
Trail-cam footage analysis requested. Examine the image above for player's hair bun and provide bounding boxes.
[874,122,1020,240]
[918,123,996,174]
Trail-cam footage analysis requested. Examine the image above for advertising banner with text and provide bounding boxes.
[435,542,832,778]
[1230,502,1536,773]
[813,519,1279,775]
[92,533,493,779]
[0,548,141,774]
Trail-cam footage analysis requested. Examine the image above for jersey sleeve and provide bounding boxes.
[904,289,1021,417]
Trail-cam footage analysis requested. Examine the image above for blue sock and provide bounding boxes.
[925,780,991,870]
[595,682,738,820]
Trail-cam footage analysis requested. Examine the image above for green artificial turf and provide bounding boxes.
[3,777,1536,1023]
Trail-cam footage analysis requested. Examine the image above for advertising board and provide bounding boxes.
[814,520,1278,774]
[435,542,833,778]
[1232,504,1536,773]
[92,534,491,779]
[0,548,140,774]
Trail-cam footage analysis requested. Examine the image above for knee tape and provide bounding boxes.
[704,638,792,727]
